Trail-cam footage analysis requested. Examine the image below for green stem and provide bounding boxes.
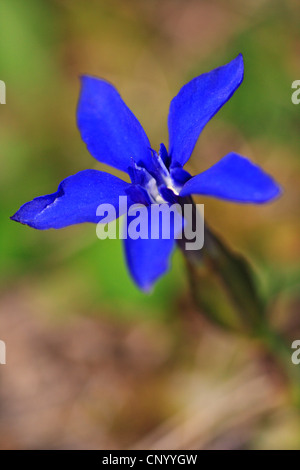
[177,196,300,407]
[177,196,264,332]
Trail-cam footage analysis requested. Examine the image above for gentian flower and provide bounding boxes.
[11,54,281,291]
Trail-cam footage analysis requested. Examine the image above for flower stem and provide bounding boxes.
[177,196,264,332]
[177,196,300,407]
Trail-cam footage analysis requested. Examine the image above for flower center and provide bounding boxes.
[145,173,179,204]
[129,143,182,205]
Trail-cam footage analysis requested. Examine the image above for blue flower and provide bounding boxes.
[11,54,281,291]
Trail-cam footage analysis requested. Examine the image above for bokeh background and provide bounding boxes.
[0,0,300,449]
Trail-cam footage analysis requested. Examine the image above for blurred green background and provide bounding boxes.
[0,0,299,450]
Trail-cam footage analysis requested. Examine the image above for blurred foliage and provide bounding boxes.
[0,0,299,322]
[0,0,300,451]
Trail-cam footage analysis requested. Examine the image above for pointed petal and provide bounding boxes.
[11,170,133,229]
[180,153,282,203]
[77,76,153,173]
[168,54,244,167]
[123,205,179,291]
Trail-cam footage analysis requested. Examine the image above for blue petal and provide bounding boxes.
[77,76,153,174]
[11,170,134,229]
[159,143,170,167]
[170,166,192,187]
[126,184,152,206]
[168,54,244,168]
[123,205,179,291]
[180,153,282,203]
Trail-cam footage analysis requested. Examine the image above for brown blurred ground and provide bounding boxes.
[1,282,300,449]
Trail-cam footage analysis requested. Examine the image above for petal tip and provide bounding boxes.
[10,210,36,228]
[233,53,244,82]
[261,181,283,203]
[10,212,20,223]
[236,52,244,63]
[10,209,38,229]
[139,283,154,294]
